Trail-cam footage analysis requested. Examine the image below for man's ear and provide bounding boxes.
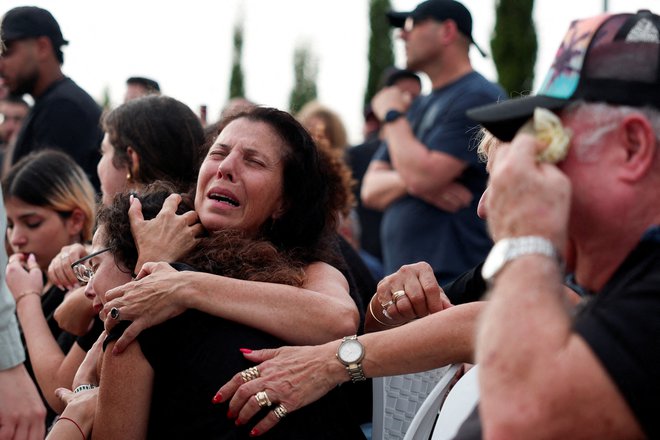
[35,36,54,60]
[618,114,657,183]
[126,147,141,180]
[66,208,86,238]
[439,19,459,45]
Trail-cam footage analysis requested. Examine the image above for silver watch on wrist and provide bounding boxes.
[482,236,561,282]
[336,335,366,382]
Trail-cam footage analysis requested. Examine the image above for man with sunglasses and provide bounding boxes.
[362,0,505,292]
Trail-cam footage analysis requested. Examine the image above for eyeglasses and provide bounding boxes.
[71,248,111,284]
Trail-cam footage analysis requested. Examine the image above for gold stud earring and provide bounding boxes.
[126,172,132,182]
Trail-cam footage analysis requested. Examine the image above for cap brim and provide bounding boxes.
[467,95,571,142]
[386,11,409,28]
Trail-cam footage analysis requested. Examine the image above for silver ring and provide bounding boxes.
[109,307,120,320]
[381,300,395,310]
[240,366,260,383]
[273,404,288,419]
[255,391,272,408]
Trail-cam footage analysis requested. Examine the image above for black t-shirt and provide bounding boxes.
[573,232,660,439]
[453,229,660,439]
[106,311,366,439]
[105,263,367,439]
[12,77,102,191]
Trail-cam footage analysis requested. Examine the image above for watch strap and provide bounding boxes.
[483,236,561,282]
[345,363,367,382]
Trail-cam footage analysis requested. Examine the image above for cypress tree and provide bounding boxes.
[229,18,246,99]
[288,43,318,114]
[491,0,537,96]
[364,0,395,106]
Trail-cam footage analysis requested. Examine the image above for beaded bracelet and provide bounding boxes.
[368,295,401,328]
[57,416,86,440]
[14,290,41,306]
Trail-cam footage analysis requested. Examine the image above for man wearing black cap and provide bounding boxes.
[362,0,505,287]
[0,6,102,190]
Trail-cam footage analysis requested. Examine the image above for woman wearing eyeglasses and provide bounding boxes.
[3,150,97,424]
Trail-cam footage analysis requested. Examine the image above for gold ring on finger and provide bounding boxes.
[392,290,407,303]
[255,391,272,408]
[240,366,260,383]
[273,404,288,419]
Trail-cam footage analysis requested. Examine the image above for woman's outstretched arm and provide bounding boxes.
[103,261,359,354]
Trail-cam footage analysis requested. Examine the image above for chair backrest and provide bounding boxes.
[431,365,480,440]
[398,364,461,440]
[372,364,458,440]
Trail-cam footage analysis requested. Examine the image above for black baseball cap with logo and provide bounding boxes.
[468,10,660,142]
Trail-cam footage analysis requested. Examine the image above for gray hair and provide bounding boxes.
[564,102,660,162]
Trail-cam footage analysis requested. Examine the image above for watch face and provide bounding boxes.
[338,339,364,364]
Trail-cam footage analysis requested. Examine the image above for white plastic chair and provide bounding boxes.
[371,364,458,440]
[399,364,461,440]
[430,364,480,440]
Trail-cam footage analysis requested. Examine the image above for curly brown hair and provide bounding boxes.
[97,181,305,286]
[200,107,347,266]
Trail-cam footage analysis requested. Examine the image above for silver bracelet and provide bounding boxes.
[73,384,97,393]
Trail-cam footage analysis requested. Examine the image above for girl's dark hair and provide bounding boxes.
[97,181,305,286]
[102,95,205,191]
[203,107,347,265]
[2,149,96,241]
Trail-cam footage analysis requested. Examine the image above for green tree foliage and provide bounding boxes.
[288,43,318,114]
[364,0,395,106]
[491,0,537,96]
[229,18,246,99]
[101,85,112,112]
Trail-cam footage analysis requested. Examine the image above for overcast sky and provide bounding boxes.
[3,0,658,143]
